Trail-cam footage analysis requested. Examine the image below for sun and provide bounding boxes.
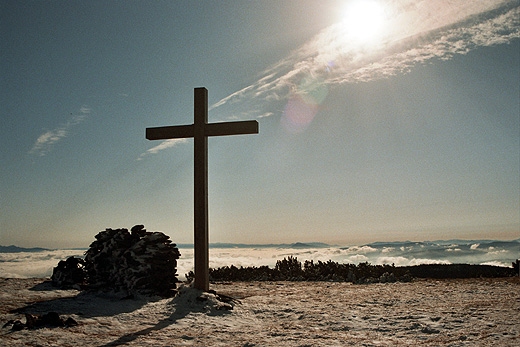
[342,0,387,43]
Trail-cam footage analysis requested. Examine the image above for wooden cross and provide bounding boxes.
[146,87,259,291]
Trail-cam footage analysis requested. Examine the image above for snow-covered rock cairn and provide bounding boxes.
[84,225,180,296]
[51,256,86,289]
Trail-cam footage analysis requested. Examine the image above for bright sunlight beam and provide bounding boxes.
[342,0,387,43]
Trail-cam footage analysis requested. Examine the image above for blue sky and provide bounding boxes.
[1,0,519,248]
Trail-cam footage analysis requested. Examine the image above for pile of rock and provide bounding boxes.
[84,225,181,296]
[51,256,86,289]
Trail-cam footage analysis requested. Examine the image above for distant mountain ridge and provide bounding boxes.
[177,242,331,249]
[0,245,51,253]
[363,239,520,249]
[2,242,332,252]
[2,239,518,252]
[366,238,519,245]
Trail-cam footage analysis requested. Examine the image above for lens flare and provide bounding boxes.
[281,76,328,133]
[282,96,317,133]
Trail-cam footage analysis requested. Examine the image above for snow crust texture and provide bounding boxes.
[1,277,519,346]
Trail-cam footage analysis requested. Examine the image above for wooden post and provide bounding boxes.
[193,88,209,291]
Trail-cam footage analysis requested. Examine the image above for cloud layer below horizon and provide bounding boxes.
[1,239,517,279]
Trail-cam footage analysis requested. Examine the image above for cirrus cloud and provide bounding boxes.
[29,106,90,156]
[137,138,189,160]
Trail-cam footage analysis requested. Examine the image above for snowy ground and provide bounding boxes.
[1,277,519,346]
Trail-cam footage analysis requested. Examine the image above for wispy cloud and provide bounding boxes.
[29,106,90,156]
[211,0,519,119]
[138,138,189,160]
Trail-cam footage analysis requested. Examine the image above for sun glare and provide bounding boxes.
[342,0,387,43]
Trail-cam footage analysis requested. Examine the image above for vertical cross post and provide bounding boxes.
[193,88,209,291]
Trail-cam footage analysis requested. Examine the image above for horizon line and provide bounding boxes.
[2,238,519,251]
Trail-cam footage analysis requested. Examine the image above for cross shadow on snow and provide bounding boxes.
[10,281,234,346]
[96,285,235,347]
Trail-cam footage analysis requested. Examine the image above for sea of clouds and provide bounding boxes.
[1,240,518,280]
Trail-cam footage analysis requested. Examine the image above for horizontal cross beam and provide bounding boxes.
[146,120,258,140]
